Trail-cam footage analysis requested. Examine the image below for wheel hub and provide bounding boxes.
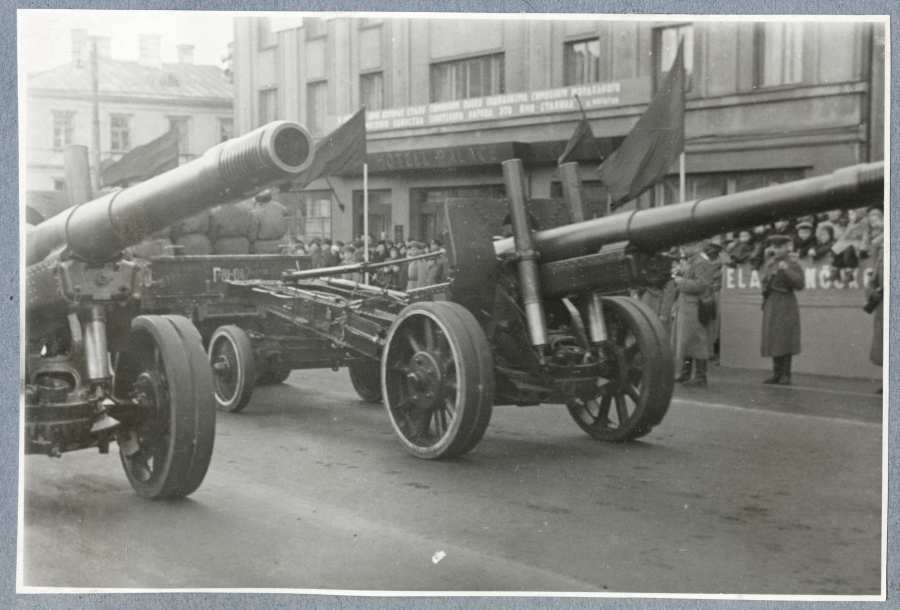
[406,351,444,410]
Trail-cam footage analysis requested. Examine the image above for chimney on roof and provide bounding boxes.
[72,29,89,65]
[94,36,111,59]
[176,44,194,65]
[138,34,162,68]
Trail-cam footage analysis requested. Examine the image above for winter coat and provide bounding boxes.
[170,211,212,255]
[209,203,253,255]
[406,259,431,291]
[760,256,804,357]
[673,253,714,360]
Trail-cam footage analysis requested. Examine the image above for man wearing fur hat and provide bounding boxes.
[760,234,805,385]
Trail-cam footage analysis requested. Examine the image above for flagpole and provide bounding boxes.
[679,152,686,203]
[363,162,369,284]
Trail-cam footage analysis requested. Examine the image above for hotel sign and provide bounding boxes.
[339,78,650,133]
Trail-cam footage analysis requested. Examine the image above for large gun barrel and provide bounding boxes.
[27,121,315,266]
[495,161,883,261]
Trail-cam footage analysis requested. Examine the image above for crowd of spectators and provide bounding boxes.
[720,206,883,281]
[637,205,884,389]
[299,234,448,293]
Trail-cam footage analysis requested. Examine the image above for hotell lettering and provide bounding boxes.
[725,264,875,291]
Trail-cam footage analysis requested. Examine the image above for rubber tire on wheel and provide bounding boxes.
[258,362,291,385]
[348,359,382,402]
[382,301,494,460]
[113,315,216,500]
[208,325,256,412]
[566,296,673,442]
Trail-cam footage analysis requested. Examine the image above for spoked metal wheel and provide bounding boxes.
[382,302,494,459]
[113,315,216,499]
[208,325,256,412]
[566,296,674,442]
[348,359,382,402]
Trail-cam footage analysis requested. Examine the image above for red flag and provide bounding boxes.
[558,118,604,165]
[295,108,367,187]
[101,129,179,187]
[597,41,685,208]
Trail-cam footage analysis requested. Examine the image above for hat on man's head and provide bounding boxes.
[766,234,793,246]
[255,189,273,203]
[796,221,814,230]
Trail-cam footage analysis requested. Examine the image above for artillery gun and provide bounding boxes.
[25,121,315,498]
[224,159,882,460]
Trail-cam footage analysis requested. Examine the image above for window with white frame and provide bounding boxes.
[110,114,131,152]
[52,111,75,150]
[430,54,505,103]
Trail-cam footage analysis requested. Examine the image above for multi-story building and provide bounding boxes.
[232,16,884,246]
[26,29,233,220]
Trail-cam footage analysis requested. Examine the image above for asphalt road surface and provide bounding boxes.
[21,367,883,595]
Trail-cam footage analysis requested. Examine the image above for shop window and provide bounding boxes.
[259,88,278,127]
[430,54,505,103]
[52,110,75,150]
[219,117,234,143]
[307,81,327,135]
[360,72,384,111]
[756,22,805,87]
[280,189,333,242]
[564,39,603,86]
[110,114,131,152]
[652,169,806,207]
[654,24,694,93]
[352,189,392,240]
[167,116,191,162]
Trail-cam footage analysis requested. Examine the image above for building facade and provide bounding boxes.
[26,30,233,220]
[232,16,884,246]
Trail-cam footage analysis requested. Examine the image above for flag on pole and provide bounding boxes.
[558,118,605,165]
[295,107,367,188]
[100,128,179,187]
[597,41,686,208]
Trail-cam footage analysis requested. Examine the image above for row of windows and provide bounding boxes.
[50,112,235,152]
[284,169,806,244]
[264,21,838,131]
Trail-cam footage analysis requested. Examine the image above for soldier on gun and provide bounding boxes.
[250,189,289,254]
[169,211,212,255]
[209,201,254,254]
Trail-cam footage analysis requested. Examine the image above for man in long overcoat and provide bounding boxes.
[760,235,805,385]
[672,241,715,386]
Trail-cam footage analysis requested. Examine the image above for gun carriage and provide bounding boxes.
[25,121,316,498]
[214,159,884,460]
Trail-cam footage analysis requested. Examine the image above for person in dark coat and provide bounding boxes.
[809,223,836,262]
[209,202,253,254]
[250,190,289,254]
[170,211,212,255]
[760,235,805,385]
[672,241,715,386]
